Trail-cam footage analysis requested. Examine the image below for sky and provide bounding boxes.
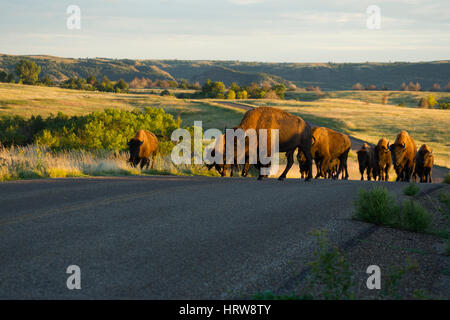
[0,0,449,62]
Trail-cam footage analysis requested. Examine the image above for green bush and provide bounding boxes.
[403,183,419,196]
[0,108,179,155]
[395,200,432,232]
[353,187,397,225]
[444,172,450,184]
[353,187,432,232]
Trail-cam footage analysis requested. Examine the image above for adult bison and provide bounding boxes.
[374,138,392,181]
[230,107,313,181]
[310,127,351,180]
[414,144,433,183]
[356,143,377,180]
[389,131,416,182]
[127,130,158,169]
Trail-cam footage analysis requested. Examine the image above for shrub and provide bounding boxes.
[403,183,419,196]
[353,187,397,225]
[444,172,450,184]
[395,200,432,232]
[306,229,354,300]
[353,187,432,232]
[0,108,179,155]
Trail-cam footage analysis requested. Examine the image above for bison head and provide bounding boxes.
[390,142,406,167]
[127,138,143,167]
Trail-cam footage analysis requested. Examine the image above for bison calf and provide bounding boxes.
[414,144,433,183]
[374,138,392,181]
[357,143,377,180]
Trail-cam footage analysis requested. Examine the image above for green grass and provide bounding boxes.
[404,183,420,196]
[444,172,450,184]
[353,187,432,233]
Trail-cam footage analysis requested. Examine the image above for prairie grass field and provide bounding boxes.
[0,83,243,129]
[285,90,450,108]
[0,83,449,181]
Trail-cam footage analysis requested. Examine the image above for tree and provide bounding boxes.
[401,82,408,91]
[366,84,377,90]
[408,82,416,91]
[6,73,15,83]
[352,83,364,90]
[236,90,248,99]
[226,89,236,100]
[419,97,429,108]
[263,90,279,99]
[427,94,437,108]
[41,76,55,86]
[0,70,7,82]
[87,74,97,85]
[271,84,286,99]
[114,78,129,92]
[230,82,240,93]
[430,83,440,91]
[15,59,41,85]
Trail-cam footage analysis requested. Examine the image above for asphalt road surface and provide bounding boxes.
[0,176,441,299]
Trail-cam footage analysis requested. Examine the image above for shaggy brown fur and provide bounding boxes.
[236,107,313,180]
[389,131,417,182]
[127,130,158,169]
[357,143,377,181]
[310,127,351,180]
[414,144,433,183]
[374,138,392,181]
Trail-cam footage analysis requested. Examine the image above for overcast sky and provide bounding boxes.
[0,0,449,62]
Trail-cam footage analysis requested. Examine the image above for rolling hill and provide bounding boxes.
[0,53,449,90]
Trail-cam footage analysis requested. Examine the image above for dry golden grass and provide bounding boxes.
[0,145,219,181]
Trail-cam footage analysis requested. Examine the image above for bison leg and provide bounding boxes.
[150,153,156,169]
[241,162,250,177]
[278,150,294,181]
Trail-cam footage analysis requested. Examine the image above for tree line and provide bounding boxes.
[352,81,450,92]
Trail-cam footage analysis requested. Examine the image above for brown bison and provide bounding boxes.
[389,131,417,182]
[206,133,247,177]
[127,130,158,169]
[326,158,340,179]
[310,127,351,180]
[231,107,313,180]
[414,144,433,183]
[356,143,377,180]
[374,138,392,181]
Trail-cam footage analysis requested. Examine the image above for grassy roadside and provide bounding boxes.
[0,145,219,182]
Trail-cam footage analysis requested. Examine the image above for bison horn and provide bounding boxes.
[140,139,144,146]
[312,136,316,145]
[402,142,406,150]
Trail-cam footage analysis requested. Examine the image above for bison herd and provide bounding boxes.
[127,107,435,183]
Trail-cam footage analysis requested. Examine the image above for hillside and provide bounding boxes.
[0,53,449,90]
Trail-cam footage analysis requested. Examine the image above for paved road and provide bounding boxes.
[0,176,441,299]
